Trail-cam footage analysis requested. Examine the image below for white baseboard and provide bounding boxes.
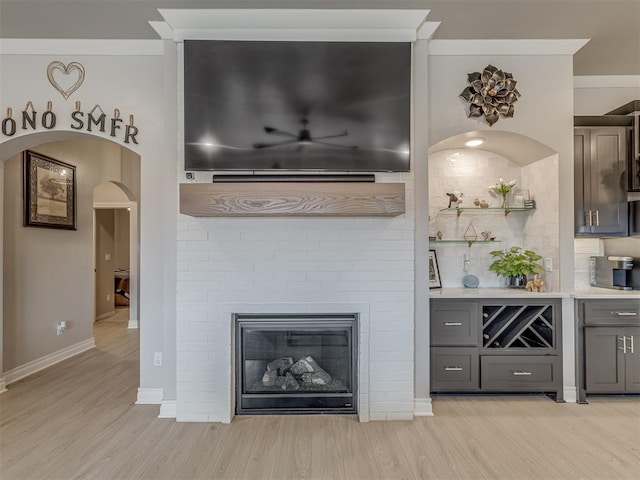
[158,400,176,418]
[136,387,164,404]
[563,387,578,403]
[3,338,96,386]
[127,320,139,329]
[414,397,434,416]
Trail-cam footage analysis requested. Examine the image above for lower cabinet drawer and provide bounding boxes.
[431,347,479,391]
[481,356,560,391]
[583,300,640,326]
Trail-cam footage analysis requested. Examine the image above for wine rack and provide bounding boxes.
[482,305,555,349]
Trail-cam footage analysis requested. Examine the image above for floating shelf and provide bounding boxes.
[430,239,502,247]
[180,182,405,217]
[439,207,536,217]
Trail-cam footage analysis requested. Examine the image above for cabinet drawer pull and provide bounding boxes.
[444,367,463,371]
[444,322,463,326]
[613,312,637,316]
[512,371,532,376]
[618,336,627,354]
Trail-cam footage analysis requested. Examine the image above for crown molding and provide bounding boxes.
[153,8,430,42]
[574,75,640,88]
[428,39,590,56]
[0,39,165,56]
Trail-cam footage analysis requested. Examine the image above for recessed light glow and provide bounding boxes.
[465,137,485,147]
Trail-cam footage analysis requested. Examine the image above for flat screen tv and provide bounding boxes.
[183,40,411,172]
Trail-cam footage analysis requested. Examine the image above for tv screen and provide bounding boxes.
[183,40,411,172]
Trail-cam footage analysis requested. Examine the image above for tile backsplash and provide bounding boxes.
[429,149,559,290]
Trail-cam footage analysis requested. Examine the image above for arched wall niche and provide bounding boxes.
[429,129,556,166]
[427,129,561,290]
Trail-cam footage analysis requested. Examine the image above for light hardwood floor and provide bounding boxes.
[1,309,639,480]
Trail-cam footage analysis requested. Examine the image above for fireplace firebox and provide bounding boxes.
[235,314,358,415]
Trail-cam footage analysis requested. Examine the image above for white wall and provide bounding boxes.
[428,53,575,296]
[573,80,640,116]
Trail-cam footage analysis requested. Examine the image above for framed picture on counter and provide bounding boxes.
[428,249,441,288]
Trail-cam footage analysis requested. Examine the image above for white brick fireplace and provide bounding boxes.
[176,174,415,422]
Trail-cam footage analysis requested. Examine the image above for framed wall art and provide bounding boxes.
[23,150,77,230]
[428,249,442,289]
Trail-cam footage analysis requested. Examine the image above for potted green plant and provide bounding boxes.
[489,246,543,288]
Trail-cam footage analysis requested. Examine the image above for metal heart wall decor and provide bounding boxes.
[46,61,85,100]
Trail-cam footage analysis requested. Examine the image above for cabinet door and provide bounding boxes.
[624,327,640,392]
[574,129,591,235]
[574,127,629,237]
[590,127,628,235]
[585,327,625,392]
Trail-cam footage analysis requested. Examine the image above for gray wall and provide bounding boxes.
[95,209,115,318]
[3,139,136,372]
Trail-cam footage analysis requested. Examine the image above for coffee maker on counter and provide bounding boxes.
[590,256,640,290]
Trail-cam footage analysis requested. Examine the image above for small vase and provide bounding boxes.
[501,193,509,209]
[504,274,527,288]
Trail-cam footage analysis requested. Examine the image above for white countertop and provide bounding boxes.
[430,288,566,299]
[572,287,640,300]
[429,287,639,300]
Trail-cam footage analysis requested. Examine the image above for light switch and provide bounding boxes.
[105,253,111,261]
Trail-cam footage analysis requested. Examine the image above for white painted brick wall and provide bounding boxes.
[176,174,415,422]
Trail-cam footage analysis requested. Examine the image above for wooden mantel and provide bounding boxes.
[179,182,405,217]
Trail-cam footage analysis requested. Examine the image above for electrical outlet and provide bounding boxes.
[107,293,111,302]
[105,253,111,261]
[544,257,553,272]
[56,322,66,335]
[153,352,163,366]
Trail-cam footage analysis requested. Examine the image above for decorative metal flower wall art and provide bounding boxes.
[460,65,521,127]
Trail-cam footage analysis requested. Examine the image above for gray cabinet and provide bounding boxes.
[574,126,628,237]
[576,299,640,402]
[430,298,563,400]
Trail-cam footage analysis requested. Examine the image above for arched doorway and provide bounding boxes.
[1,132,141,389]
[94,181,139,329]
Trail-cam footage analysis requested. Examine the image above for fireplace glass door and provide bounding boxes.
[235,314,357,415]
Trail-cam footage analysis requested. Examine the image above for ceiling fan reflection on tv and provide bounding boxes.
[252,118,357,150]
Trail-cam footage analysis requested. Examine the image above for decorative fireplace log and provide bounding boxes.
[266,357,294,375]
[258,355,337,390]
[275,372,300,391]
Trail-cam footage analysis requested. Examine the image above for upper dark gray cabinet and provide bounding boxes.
[574,126,629,237]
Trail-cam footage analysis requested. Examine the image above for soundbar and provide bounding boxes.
[212,174,376,183]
